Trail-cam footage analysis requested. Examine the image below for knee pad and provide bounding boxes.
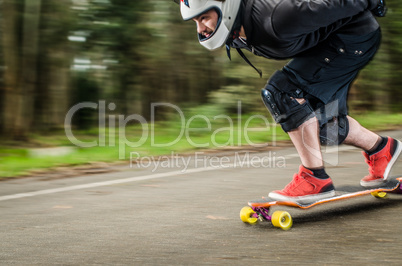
[261,71,315,132]
[319,115,349,146]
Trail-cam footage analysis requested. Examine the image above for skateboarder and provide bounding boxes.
[175,0,402,203]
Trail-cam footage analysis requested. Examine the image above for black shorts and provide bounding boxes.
[282,29,381,124]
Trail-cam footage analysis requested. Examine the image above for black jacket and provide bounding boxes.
[238,0,380,59]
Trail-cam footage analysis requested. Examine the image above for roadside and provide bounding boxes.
[1,112,401,180]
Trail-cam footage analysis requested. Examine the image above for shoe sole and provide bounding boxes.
[268,190,336,205]
[360,139,402,187]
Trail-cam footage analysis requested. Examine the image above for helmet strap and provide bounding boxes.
[225,7,262,78]
[225,4,243,47]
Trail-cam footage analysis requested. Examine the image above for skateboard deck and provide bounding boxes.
[240,176,402,230]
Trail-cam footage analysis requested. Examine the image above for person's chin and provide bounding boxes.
[203,31,213,39]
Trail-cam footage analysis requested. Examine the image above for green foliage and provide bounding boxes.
[1,1,402,178]
[71,74,101,129]
[1,111,402,179]
[208,85,261,114]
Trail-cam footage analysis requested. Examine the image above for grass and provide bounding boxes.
[351,112,402,131]
[1,111,401,178]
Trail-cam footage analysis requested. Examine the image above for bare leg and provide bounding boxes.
[287,114,380,169]
[269,102,335,202]
[288,116,324,169]
[343,116,381,151]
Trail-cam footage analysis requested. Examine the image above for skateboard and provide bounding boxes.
[240,176,402,230]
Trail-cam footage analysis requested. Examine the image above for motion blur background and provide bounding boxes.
[0,0,401,177]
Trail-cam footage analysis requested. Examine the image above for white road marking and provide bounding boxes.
[0,146,357,201]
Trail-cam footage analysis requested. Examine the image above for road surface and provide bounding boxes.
[1,130,402,265]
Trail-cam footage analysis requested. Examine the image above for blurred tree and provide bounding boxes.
[1,0,21,139]
[0,0,72,139]
[141,0,224,119]
[68,0,223,122]
[36,0,72,131]
[66,0,154,125]
[0,0,400,142]
[14,0,42,139]
[349,3,402,113]
[383,1,402,112]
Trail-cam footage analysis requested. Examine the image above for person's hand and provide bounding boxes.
[372,0,387,17]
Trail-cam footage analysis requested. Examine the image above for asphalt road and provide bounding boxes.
[1,130,402,265]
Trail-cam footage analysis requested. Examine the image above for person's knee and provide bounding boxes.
[261,71,315,132]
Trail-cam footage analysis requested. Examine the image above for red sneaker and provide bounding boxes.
[268,165,335,204]
[360,137,402,187]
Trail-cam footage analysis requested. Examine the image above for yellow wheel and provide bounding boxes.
[240,206,258,224]
[371,191,388,198]
[271,211,293,230]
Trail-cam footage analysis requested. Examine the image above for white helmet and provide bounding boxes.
[179,0,241,50]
